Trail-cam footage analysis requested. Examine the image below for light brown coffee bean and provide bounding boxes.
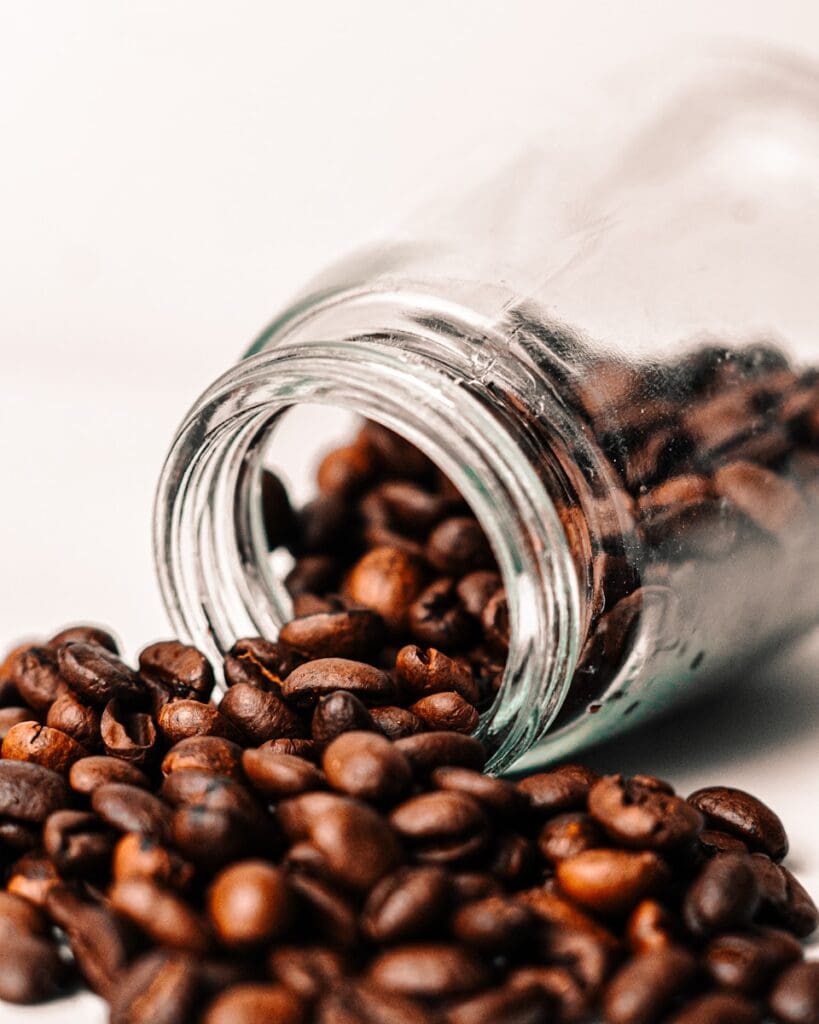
[69,755,150,794]
[110,878,210,953]
[108,950,202,1024]
[626,900,678,953]
[367,943,490,998]
[556,849,670,916]
[538,812,604,864]
[431,766,527,819]
[112,833,195,890]
[768,961,819,1024]
[48,624,119,653]
[282,658,397,707]
[390,790,488,863]
[101,698,157,765]
[161,736,244,778]
[46,689,100,748]
[279,609,386,660]
[1,721,87,773]
[408,692,479,734]
[224,637,304,690]
[208,860,293,947]
[6,645,67,711]
[219,682,307,743]
[242,748,326,799]
[92,783,172,842]
[666,992,761,1024]
[714,460,805,535]
[444,984,552,1024]
[323,730,412,801]
[157,699,242,744]
[395,645,480,703]
[344,546,427,632]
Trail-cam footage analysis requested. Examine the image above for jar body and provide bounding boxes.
[156,47,819,771]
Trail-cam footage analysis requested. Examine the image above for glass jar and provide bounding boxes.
[155,46,819,774]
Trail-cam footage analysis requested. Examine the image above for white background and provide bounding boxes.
[1,2,818,1020]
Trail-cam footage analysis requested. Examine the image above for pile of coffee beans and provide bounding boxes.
[0,618,817,1023]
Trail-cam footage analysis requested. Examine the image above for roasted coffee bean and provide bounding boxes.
[395,644,480,703]
[57,642,143,705]
[112,832,195,889]
[0,707,34,739]
[2,720,86,773]
[161,735,244,778]
[517,764,599,815]
[92,782,172,841]
[172,803,255,869]
[208,860,293,947]
[714,460,805,535]
[390,790,489,863]
[108,950,202,1024]
[394,730,486,773]
[457,570,504,618]
[70,754,150,794]
[0,891,49,935]
[0,759,70,823]
[279,609,386,660]
[357,420,435,480]
[48,623,119,653]
[316,980,433,1024]
[775,865,819,938]
[219,681,306,743]
[261,468,298,548]
[431,766,527,819]
[687,786,789,860]
[311,690,376,749]
[408,577,478,650]
[666,992,761,1024]
[589,775,703,851]
[158,699,242,743]
[0,928,65,1004]
[445,983,553,1024]
[317,440,377,496]
[322,730,412,801]
[768,961,819,1024]
[262,737,317,760]
[542,923,618,994]
[101,698,158,765]
[508,965,591,1023]
[6,851,62,906]
[488,832,539,887]
[46,688,101,747]
[225,636,304,689]
[203,983,305,1024]
[43,809,115,874]
[626,900,678,953]
[452,894,536,951]
[268,945,346,1001]
[286,555,343,598]
[538,812,604,864]
[242,747,326,798]
[368,942,490,997]
[481,588,511,653]
[427,517,494,575]
[409,691,480,733]
[696,829,749,858]
[557,849,670,916]
[288,873,359,948]
[283,657,396,707]
[683,852,760,937]
[361,865,451,943]
[6,645,67,710]
[0,819,40,851]
[370,704,427,739]
[110,878,210,952]
[704,927,802,994]
[344,546,426,632]
[603,947,697,1024]
[138,639,215,701]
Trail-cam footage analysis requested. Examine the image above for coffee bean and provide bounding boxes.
[261,468,298,548]
[489,832,539,887]
[279,609,386,661]
[666,992,761,1024]
[2,720,87,773]
[427,517,494,575]
[776,865,819,938]
[92,782,172,841]
[268,945,346,1001]
[262,737,317,760]
[360,865,450,943]
[626,900,678,953]
[683,852,761,937]
[112,832,195,889]
[0,928,65,1004]
[517,764,599,815]
[714,460,805,535]
[139,640,215,701]
[431,766,527,819]
[172,803,255,870]
[58,642,143,705]
[688,786,789,860]
[704,927,802,994]
[603,947,697,1024]
[6,645,67,710]
[408,578,478,650]
[0,759,70,823]
[286,554,342,597]
[408,691,479,733]
[311,690,376,749]
[0,707,34,740]
[6,851,62,906]
[457,570,504,618]
[538,812,603,864]
[390,790,489,863]
[283,657,397,707]
[242,747,326,798]
[451,872,504,903]
[323,730,412,801]
[344,546,426,632]
[392,732,486,777]
[508,966,591,1023]
[452,895,536,951]
[101,698,158,765]
[695,829,749,859]
[225,637,305,689]
[589,775,703,851]
[370,704,427,739]
[158,698,242,744]
[43,809,115,874]
[48,623,119,653]
[445,983,553,1024]
[218,681,306,743]
[395,644,480,703]
[0,892,49,935]
[557,849,670,916]
[368,943,491,998]
[70,754,150,794]
[316,980,433,1024]
[161,736,244,778]
[208,860,293,947]
[288,873,359,948]
[110,878,210,953]
[768,961,819,1024]
[108,950,202,1024]
[46,689,101,747]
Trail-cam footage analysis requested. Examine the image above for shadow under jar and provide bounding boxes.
[155,46,819,774]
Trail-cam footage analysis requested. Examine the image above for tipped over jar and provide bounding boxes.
[155,47,819,773]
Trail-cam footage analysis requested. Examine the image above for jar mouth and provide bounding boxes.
[153,288,581,772]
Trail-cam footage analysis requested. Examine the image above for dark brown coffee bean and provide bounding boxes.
[268,945,346,1001]
[704,927,802,994]
[6,645,67,710]
[261,468,297,548]
[427,517,494,575]
[172,803,255,869]
[431,766,527,819]
[390,790,488,863]
[683,852,761,937]
[408,578,478,650]
[370,705,427,739]
[317,440,377,497]
[69,754,150,794]
[46,689,101,748]
[262,737,317,760]
[286,552,342,596]
[589,774,703,851]
[311,689,377,749]
[517,764,599,815]
[110,878,210,952]
[394,731,486,773]
[538,812,603,864]
[361,865,451,943]
[57,642,142,706]
[508,966,590,1024]
[161,735,244,778]
[344,546,426,632]
[1,720,86,773]
[666,992,761,1024]
[218,681,307,743]
[603,946,697,1024]
[279,609,386,661]
[242,747,326,798]
[481,589,510,654]
[696,829,749,858]
[159,772,273,855]
[395,645,480,703]
[556,848,670,916]
[368,942,490,997]
[0,819,40,851]
[101,698,158,765]
[688,786,789,860]
[6,851,62,906]
[0,928,65,1004]
[768,961,819,1024]
[626,900,678,953]
[452,895,536,951]
[451,872,504,903]
[138,639,215,702]
[208,860,293,947]
[317,981,433,1024]
[48,623,119,653]
[288,873,359,948]
[283,657,396,707]
[203,983,305,1024]
[224,636,305,689]
[0,707,35,739]
[488,832,539,887]
[157,699,242,743]
[43,809,115,874]
[322,730,412,801]
[108,950,202,1024]
[445,984,553,1024]
[715,460,805,535]
[457,571,503,618]
[112,832,195,889]
[776,865,819,938]
[541,923,617,994]
[409,691,479,733]
[0,759,70,823]
[0,892,49,935]
[92,782,172,841]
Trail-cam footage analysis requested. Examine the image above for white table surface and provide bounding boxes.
[2,2,818,1019]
